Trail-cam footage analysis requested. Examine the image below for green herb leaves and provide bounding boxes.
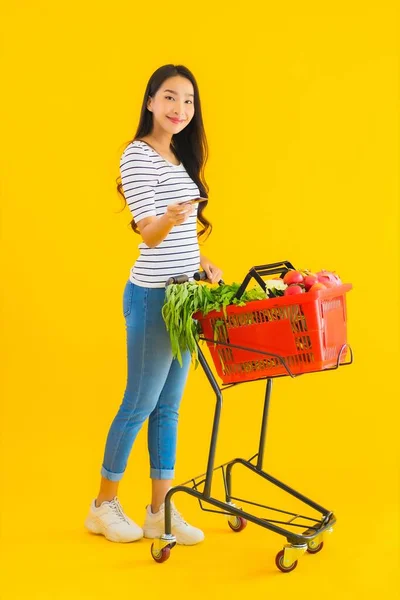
[162,281,270,368]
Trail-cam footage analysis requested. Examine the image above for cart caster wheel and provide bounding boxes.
[228,516,247,532]
[307,541,324,554]
[151,543,171,564]
[275,550,298,573]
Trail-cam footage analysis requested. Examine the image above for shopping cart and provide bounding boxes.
[151,260,353,572]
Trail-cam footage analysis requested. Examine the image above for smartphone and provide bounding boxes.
[181,197,208,205]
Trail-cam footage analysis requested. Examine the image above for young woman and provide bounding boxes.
[85,64,223,545]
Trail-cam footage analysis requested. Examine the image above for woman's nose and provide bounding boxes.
[174,102,186,116]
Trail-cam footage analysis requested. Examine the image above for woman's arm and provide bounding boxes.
[138,204,194,248]
[200,254,223,284]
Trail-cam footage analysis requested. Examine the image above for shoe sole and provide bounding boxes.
[85,516,143,543]
[143,528,204,546]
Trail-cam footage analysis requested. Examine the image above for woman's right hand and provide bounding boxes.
[165,202,195,226]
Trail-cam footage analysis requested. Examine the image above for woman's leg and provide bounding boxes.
[96,283,174,501]
[147,349,192,512]
[144,351,205,545]
[96,478,119,506]
[151,480,173,514]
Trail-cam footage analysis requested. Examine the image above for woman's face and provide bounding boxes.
[147,76,195,135]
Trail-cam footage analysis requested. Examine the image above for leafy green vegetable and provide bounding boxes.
[162,280,281,367]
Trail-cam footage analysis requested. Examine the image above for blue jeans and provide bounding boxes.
[101,281,191,481]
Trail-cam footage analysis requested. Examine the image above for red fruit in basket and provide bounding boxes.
[303,275,318,290]
[309,282,327,292]
[284,284,305,296]
[316,270,342,286]
[283,270,304,285]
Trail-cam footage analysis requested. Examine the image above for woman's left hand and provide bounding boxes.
[200,255,223,284]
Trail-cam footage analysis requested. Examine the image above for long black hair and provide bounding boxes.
[117,64,212,240]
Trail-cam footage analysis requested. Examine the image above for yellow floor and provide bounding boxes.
[1,459,398,599]
[1,355,399,599]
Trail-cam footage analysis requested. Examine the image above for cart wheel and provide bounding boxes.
[275,550,298,573]
[307,541,324,554]
[228,516,247,532]
[151,543,171,564]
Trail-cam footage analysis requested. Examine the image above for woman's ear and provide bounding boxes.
[147,96,153,112]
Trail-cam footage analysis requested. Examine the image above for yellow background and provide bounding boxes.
[1,1,399,598]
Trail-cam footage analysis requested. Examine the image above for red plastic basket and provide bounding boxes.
[193,284,352,384]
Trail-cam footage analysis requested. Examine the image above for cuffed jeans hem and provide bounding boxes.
[150,468,175,480]
[101,466,124,482]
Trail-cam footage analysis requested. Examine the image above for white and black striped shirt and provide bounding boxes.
[120,140,201,288]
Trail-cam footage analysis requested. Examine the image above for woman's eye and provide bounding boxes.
[165,96,193,104]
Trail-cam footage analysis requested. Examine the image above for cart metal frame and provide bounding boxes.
[151,262,353,572]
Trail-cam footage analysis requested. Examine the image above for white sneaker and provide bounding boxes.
[143,501,205,546]
[84,497,143,543]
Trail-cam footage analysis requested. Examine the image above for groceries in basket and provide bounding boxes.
[162,280,266,367]
[282,269,343,295]
[162,265,349,373]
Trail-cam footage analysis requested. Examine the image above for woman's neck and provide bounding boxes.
[143,130,173,153]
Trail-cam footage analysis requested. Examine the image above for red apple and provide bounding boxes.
[284,284,305,296]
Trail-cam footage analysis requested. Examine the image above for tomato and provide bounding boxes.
[303,275,318,290]
[283,270,304,285]
[284,284,305,296]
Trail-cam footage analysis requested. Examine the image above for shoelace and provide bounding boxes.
[109,498,130,524]
[171,504,188,526]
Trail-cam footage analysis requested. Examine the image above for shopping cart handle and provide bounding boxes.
[165,271,224,286]
[194,270,225,286]
[167,261,290,289]
[165,274,190,286]
[234,260,295,300]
